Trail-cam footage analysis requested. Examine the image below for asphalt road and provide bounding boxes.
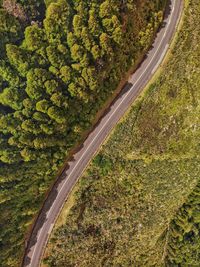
[22,1,183,266]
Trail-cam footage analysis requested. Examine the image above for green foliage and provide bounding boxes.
[24,25,45,51]
[0,7,22,55]
[165,183,200,266]
[0,86,23,110]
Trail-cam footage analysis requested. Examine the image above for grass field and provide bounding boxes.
[43,0,200,266]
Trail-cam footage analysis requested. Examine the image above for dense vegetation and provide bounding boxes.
[43,0,200,266]
[0,0,164,266]
[166,183,200,266]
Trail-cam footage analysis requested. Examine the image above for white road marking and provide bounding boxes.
[48,224,54,234]
[29,1,177,266]
[37,229,43,241]
[151,44,169,74]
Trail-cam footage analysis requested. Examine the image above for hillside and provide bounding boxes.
[43,0,200,266]
[0,0,164,266]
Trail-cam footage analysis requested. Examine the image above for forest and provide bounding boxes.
[0,0,165,266]
[43,0,200,266]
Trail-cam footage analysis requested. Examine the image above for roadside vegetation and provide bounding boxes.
[43,0,200,266]
[0,0,164,266]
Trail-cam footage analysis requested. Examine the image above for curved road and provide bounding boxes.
[23,1,183,266]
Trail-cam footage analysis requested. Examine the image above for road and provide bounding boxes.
[22,1,183,266]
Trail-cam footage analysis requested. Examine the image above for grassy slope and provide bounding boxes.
[44,0,200,266]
